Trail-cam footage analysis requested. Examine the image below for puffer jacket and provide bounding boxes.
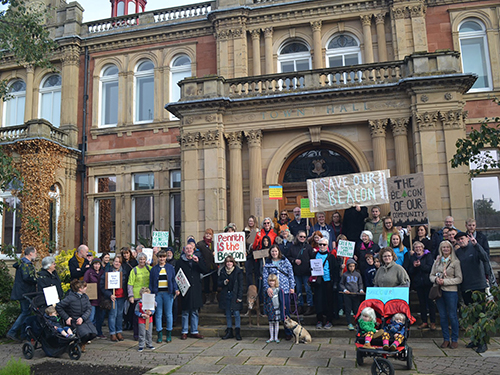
[56,290,92,323]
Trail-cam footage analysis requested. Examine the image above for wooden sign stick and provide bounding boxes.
[112,289,115,310]
[145,316,149,331]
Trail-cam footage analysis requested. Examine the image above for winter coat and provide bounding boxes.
[343,206,368,242]
[364,219,384,246]
[355,241,380,275]
[455,242,488,291]
[11,257,37,301]
[175,253,208,311]
[218,266,243,311]
[197,239,216,270]
[83,267,104,306]
[429,257,462,292]
[122,259,138,284]
[252,229,278,251]
[99,268,128,300]
[37,268,64,300]
[311,251,340,288]
[408,251,433,289]
[275,234,294,259]
[262,257,296,293]
[149,263,178,295]
[68,253,90,281]
[288,218,307,237]
[56,290,92,323]
[373,261,410,288]
[287,240,315,277]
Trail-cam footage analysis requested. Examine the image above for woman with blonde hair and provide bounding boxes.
[378,216,398,248]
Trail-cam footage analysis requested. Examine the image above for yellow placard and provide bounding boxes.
[269,185,283,200]
[300,198,315,218]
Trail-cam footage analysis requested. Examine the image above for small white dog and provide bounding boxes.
[284,317,312,344]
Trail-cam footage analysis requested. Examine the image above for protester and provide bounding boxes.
[431,216,455,251]
[390,232,410,270]
[253,217,278,250]
[413,225,433,258]
[330,211,343,241]
[264,273,283,343]
[135,287,155,352]
[275,228,294,259]
[197,229,218,305]
[354,230,380,279]
[100,253,111,272]
[218,255,243,340]
[245,215,260,288]
[364,206,383,245]
[69,244,90,281]
[378,217,397,248]
[343,205,368,242]
[340,259,364,331]
[127,252,151,341]
[121,247,138,331]
[373,247,410,287]
[310,231,323,250]
[289,207,307,236]
[84,258,105,338]
[37,256,64,300]
[273,209,291,232]
[288,230,315,315]
[308,212,334,248]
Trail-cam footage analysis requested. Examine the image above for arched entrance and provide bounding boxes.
[278,145,358,223]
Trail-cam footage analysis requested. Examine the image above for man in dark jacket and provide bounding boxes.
[465,218,497,287]
[288,230,315,315]
[7,246,37,341]
[197,228,217,305]
[288,207,308,236]
[69,244,90,281]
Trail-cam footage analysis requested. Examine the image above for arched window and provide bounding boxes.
[100,65,119,127]
[134,60,154,123]
[278,41,311,73]
[326,34,362,67]
[117,1,125,16]
[170,55,191,119]
[39,74,62,128]
[459,19,492,92]
[3,79,26,126]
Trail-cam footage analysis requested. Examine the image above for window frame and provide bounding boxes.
[99,65,119,128]
[3,79,26,127]
[134,60,155,124]
[169,55,192,120]
[277,40,312,74]
[39,74,62,128]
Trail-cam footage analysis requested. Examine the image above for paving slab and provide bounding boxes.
[146,365,180,374]
[216,356,250,365]
[237,349,271,357]
[218,364,262,375]
[285,356,329,367]
[244,356,287,366]
[260,365,315,375]
[176,364,224,373]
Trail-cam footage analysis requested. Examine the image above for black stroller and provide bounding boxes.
[22,292,81,360]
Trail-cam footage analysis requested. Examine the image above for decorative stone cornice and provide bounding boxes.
[375,13,386,24]
[410,4,427,18]
[368,119,388,138]
[225,131,243,149]
[264,27,273,38]
[61,45,81,67]
[360,15,372,26]
[178,131,200,150]
[245,129,262,147]
[414,111,439,131]
[310,20,322,32]
[439,110,467,130]
[391,6,410,20]
[25,64,35,74]
[201,129,221,148]
[250,29,261,40]
[390,118,409,136]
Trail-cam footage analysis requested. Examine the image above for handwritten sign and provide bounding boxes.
[300,198,315,219]
[337,240,356,258]
[388,172,428,227]
[142,293,155,311]
[175,268,191,297]
[269,185,283,200]
[105,271,122,289]
[142,248,154,265]
[365,287,409,304]
[152,231,169,247]
[86,283,98,300]
[310,259,325,276]
[43,285,60,306]
[214,232,246,263]
[253,248,269,260]
[307,170,390,212]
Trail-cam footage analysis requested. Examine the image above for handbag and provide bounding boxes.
[429,284,442,300]
[99,298,112,311]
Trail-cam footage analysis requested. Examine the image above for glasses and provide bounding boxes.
[318,243,328,246]
[281,213,287,216]
[298,235,306,238]
[264,222,270,225]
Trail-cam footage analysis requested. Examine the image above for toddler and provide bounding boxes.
[263,274,281,343]
[45,306,75,338]
[383,313,406,351]
[359,307,377,348]
[135,287,156,352]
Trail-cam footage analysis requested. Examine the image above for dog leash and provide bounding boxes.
[289,292,300,322]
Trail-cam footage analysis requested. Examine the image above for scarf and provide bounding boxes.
[360,241,373,251]
[416,249,430,260]
[204,237,212,246]
[76,252,85,268]
[225,266,235,275]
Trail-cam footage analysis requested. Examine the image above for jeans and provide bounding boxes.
[93,306,105,336]
[155,292,174,332]
[294,275,314,307]
[108,297,125,335]
[225,292,241,328]
[436,291,459,342]
[181,309,199,334]
[8,299,31,339]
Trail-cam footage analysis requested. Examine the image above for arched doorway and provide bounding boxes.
[278,145,358,223]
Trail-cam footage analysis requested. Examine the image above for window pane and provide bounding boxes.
[138,61,154,71]
[117,1,125,16]
[52,91,61,128]
[170,170,181,188]
[135,196,154,245]
[345,53,359,66]
[98,198,116,253]
[461,37,489,89]
[2,197,22,253]
[98,176,116,193]
[281,42,308,54]
[134,173,154,190]
[103,65,119,76]
[103,81,119,125]
[460,21,482,32]
[296,59,310,71]
[471,176,500,246]
[280,61,295,73]
[171,193,181,239]
[137,76,154,122]
[171,70,190,102]
[172,55,191,67]
[329,56,344,68]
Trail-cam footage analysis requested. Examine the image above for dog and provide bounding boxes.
[284,316,312,344]
[244,285,260,327]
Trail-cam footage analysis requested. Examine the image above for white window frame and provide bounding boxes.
[458,19,493,92]
[170,55,192,120]
[99,65,119,128]
[39,74,62,128]
[134,60,155,124]
[0,191,21,251]
[131,195,154,245]
[48,185,61,250]
[3,79,26,127]
[117,1,125,16]
[326,34,362,84]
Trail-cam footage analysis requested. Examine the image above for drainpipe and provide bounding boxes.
[80,46,89,244]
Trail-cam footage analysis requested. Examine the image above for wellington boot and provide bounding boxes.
[222,328,234,340]
[157,331,163,343]
[166,330,172,343]
[235,328,242,341]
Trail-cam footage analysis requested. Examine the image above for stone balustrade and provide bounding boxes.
[0,119,71,148]
[154,2,213,23]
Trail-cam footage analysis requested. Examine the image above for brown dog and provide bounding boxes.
[244,285,260,327]
[284,317,312,344]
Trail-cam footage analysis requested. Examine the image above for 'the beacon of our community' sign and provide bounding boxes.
[306,170,391,211]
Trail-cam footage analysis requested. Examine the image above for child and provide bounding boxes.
[359,307,377,348]
[45,306,75,338]
[263,274,281,343]
[340,259,364,331]
[374,255,381,270]
[364,254,377,288]
[135,287,156,352]
[383,313,406,351]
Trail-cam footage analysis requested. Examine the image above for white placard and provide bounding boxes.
[175,268,191,297]
[142,293,155,311]
[310,259,325,277]
[142,248,154,264]
[152,231,169,247]
[43,285,60,306]
[214,232,246,263]
[337,240,356,258]
[106,271,122,289]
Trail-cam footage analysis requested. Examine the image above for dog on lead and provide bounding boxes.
[244,285,260,327]
[284,316,312,344]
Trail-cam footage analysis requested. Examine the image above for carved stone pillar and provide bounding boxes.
[390,6,409,59]
[216,29,230,78]
[24,65,34,122]
[250,29,261,76]
[60,46,80,128]
[375,13,388,62]
[360,15,374,63]
[264,27,274,75]
[311,21,323,69]
[226,131,244,230]
[233,27,248,78]
[390,118,410,175]
[245,130,263,220]
[117,72,127,125]
[410,4,428,53]
[368,119,388,171]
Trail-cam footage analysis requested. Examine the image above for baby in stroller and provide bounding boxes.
[359,307,378,349]
[44,306,76,339]
[382,313,405,351]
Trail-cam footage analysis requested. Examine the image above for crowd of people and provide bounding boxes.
[6,207,495,354]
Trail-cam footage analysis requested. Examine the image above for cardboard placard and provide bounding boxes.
[86,283,98,300]
[175,268,191,297]
[300,198,315,219]
[142,293,155,310]
[252,248,269,260]
[269,185,283,200]
[365,287,409,304]
[152,231,169,247]
[388,172,428,227]
[43,285,60,306]
[307,169,391,212]
[142,248,154,265]
[105,271,122,289]
[310,258,325,276]
[337,240,356,258]
[214,232,246,263]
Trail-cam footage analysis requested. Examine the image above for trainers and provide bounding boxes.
[316,321,323,329]
[138,347,144,352]
[147,345,156,350]
[363,342,374,349]
[275,339,280,343]
[266,339,274,343]
[324,322,333,329]
[383,344,390,351]
[348,324,355,331]
[389,344,398,352]
[338,309,344,316]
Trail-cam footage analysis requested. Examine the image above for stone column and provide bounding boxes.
[250,29,261,76]
[410,3,428,53]
[360,15,374,63]
[311,21,323,69]
[375,13,388,62]
[264,27,274,75]
[233,28,248,78]
[217,30,230,77]
[245,130,263,220]
[390,6,409,60]
[24,65,34,122]
[368,119,388,171]
[179,131,200,239]
[60,46,80,129]
[226,131,244,231]
[390,118,410,176]
[117,72,127,126]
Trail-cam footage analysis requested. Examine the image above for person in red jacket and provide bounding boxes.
[252,217,278,250]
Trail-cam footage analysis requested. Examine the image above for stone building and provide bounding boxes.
[0,0,499,253]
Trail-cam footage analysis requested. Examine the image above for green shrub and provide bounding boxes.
[0,259,14,303]
[0,357,30,375]
[0,301,21,338]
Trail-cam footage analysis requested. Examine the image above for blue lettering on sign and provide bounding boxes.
[365,287,409,303]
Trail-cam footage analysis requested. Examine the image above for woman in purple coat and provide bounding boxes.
[84,258,105,338]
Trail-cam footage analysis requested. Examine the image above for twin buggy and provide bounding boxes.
[354,298,415,375]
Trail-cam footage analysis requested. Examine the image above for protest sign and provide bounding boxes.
[43,285,60,306]
[365,287,409,304]
[252,248,269,260]
[388,172,428,226]
[142,293,155,330]
[214,232,246,263]
[269,185,283,200]
[152,231,169,247]
[86,283,98,300]
[106,271,122,289]
[300,198,315,219]
[337,240,356,258]
[175,268,191,296]
[310,259,325,276]
[142,248,154,264]
[307,170,390,211]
